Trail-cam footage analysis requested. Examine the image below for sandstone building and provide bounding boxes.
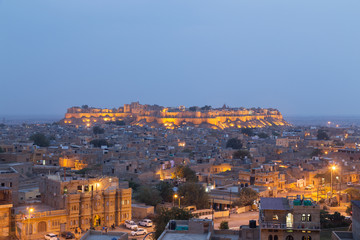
[259,196,320,240]
[15,176,131,239]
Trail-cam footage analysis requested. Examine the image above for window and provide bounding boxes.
[286,236,294,240]
[307,214,311,222]
[301,214,306,222]
[268,235,273,240]
[273,215,279,220]
[274,236,278,240]
[307,236,311,240]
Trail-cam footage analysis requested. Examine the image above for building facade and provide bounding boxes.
[259,196,320,240]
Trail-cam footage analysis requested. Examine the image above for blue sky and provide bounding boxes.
[1,0,359,117]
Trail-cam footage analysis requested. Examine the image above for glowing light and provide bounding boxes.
[331,166,336,171]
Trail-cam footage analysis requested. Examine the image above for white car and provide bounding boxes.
[131,228,147,236]
[44,233,58,240]
[125,220,138,230]
[139,219,153,227]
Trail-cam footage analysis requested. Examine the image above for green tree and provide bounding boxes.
[317,130,330,140]
[200,105,212,111]
[226,138,243,149]
[233,149,251,160]
[153,207,193,239]
[219,221,229,230]
[320,210,351,228]
[189,106,198,112]
[128,180,140,192]
[241,128,254,136]
[344,188,360,200]
[310,149,324,157]
[178,182,209,209]
[134,185,162,206]
[30,133,50,147]
[258,132,269,139]
[89,139,109,147]
[232,188,258,207]
[174,166,197,182]
[156,181,174,203]
[93,126,105,135]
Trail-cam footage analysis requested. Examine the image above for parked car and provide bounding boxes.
[131,228,147,236]
[125,220,138,230]
[139,219,153,227]
[61,232,75,239]
[347,182,353,186]
[44,233,59,240]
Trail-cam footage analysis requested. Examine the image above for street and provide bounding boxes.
[213,211,259,230]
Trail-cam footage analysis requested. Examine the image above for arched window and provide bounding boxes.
[274,235,278,240]
[268,235,273,240]
[307,236,312,240]
[286,236,294,240]
[302,237,306,240]
[307,214,312,222]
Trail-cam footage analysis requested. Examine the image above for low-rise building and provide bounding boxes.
[259,196,320,240]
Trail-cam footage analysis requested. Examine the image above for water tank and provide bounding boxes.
[249,220,256,228]
[169,220,177,230]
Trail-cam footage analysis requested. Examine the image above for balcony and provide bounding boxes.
[260,221,320,231]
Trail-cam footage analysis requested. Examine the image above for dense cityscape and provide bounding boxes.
[0,103,359,240]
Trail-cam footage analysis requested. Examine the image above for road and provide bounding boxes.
[213,211,259,230]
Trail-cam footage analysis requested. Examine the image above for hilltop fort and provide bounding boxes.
[62,102,289,129]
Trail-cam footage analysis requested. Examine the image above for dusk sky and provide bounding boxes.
[1,0,360,117]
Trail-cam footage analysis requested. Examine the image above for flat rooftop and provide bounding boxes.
[160,232,209,240]
[14,204,55,214]
[80,231,127,240]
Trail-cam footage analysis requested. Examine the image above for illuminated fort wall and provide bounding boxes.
[62,104,289,129]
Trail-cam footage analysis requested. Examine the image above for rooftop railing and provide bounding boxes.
[260,221,320,231]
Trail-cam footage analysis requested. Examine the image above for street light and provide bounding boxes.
[331,165,336,198]
[27,207,34,240]
[173,194,178,207]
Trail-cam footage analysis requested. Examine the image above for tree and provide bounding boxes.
[317,130,329,140]
[0,123,5,128]
[241,128,254,136]
[320,210,351,228]
[93,126,105,135]
[226,138,243,149]
[233,149,251,160]
[232,187,258,207]
[345,188,360,200]
[81,105,89,109]
[189,106,198,112]
[156,181,174,203]
[128,180,140,192]
[30,133,50,147]
[200,105,212,111]
[310,149,324,157]
[258,132,269,139]
[178,182,209,209]
[89,139,109,148]
[219,221,229,230]
[153,207,193,239]
[134,185,162,206]
[174,166,197,182]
